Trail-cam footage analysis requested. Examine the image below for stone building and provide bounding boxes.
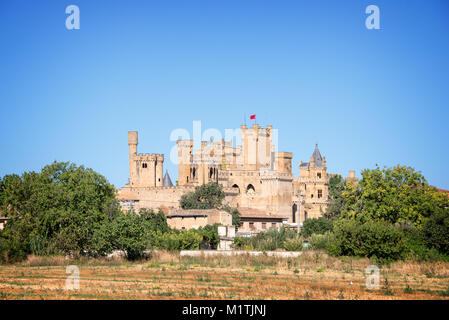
[293,144,329,223]
[237,208,288,235]
[165,209,232,230]
[117,124,334,230]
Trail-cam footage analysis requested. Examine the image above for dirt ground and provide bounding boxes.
[0,251,448,300]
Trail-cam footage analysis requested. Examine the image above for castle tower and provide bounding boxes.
[127,131,164,188]
[240,124,273,170]
[177,140,194,186]
[155,155,164,187]
[128,131,138,186]
[294,144,329,223]
[275,152,293,174]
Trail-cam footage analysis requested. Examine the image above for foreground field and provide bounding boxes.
[1,251,449,300]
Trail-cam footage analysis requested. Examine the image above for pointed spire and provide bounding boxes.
[163,171,173,187]
[311,144,323,168]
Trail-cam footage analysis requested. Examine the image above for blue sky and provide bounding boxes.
[1,0,448,189]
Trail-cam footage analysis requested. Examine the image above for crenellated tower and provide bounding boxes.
[127,131,164,188]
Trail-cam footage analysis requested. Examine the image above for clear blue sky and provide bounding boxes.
[1,0,448,189]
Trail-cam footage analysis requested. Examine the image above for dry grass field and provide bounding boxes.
[1,251,449,300]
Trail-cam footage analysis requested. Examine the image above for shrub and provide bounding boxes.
[301,217,333,238]
[329,220,406,262]
[309,231,335,250]
[93,213,148,260]
[284,237,303,251]
[421,210,449,255]
[196,224,220,249]
[233,228,298,251]
[233,237,252,250]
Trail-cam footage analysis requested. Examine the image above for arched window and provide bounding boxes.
[246,184,255,195]
[210,167,213,179]
[232,184,240,194]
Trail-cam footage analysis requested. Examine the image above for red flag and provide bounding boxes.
[250,114,256,120]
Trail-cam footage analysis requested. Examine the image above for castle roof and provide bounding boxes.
[163,171,173,187]
[299,144,324,169]
[311,144,324,168]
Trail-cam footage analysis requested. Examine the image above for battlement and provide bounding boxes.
[135,153,164,161]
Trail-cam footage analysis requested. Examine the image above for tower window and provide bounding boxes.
[317,173,321,179]
[142,163,147,169]
[318,189,323,199]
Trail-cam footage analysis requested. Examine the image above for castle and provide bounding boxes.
[117,124,332,232]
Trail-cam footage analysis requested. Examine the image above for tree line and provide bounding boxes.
[0,162,222,262]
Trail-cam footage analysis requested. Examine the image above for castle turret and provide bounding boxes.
[128,131,138,186]
[155,154,164,187]
[177,140,194,186]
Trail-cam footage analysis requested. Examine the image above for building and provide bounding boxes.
[237,208,288,235]
[345,170,359,185]
[117,124,334,231]
[293,144,329,223]
[165,209,232,230]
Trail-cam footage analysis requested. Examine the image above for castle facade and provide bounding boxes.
[117,124,330,228]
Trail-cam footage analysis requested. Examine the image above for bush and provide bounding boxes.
[284,237,303,251]
[400,220,449,262]
[155,230,202,251]
[196,224,220,249]
[301,217,333,238]
[93,213,148,260]
[233,228,298,251]
[421,210,449,255]
[329,220,406,262]
[309,231,335,250]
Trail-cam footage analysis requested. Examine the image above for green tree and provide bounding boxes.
[0,161,119,261]
[139,208,170,233]
[93,212,148,260]
[324,174,346,220]
[340,165,448,227]
[301,217,333,238]
[179,182,225,210]
[421,209,449,255]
